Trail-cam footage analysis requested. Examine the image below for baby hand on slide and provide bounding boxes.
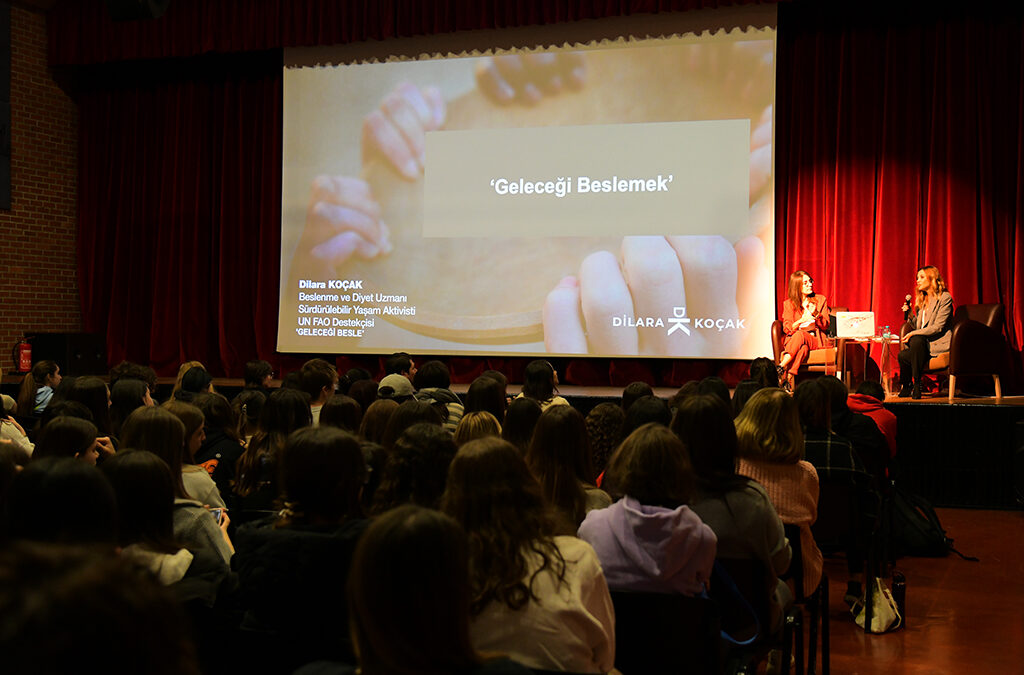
[475,52,586,105]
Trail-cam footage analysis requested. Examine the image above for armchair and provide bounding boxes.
[772,307,847,384]
[899,303,1005,402]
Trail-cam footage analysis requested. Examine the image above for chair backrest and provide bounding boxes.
[610,590,720,674]
[812,480,861,555]
[958,303,1004,331]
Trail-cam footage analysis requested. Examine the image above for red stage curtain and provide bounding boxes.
[776,3,1024,385]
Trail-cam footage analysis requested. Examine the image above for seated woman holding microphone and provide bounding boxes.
[777,270,831,392]
[898,266,954,399]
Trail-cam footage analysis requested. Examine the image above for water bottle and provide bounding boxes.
[892,570,906,629]
[882,325,891,340]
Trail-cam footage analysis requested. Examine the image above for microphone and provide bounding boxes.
[902,294,912,321]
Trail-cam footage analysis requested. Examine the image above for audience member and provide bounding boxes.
[817,375,890,479]
[120,406,233,566]
[698,376,731,408]
[5,457,117,547]
[735,388,822,597]
[453,411,502,446]
[230,389,265,443]
[501,396,542,454]
[518,360,569,411]
[527,405,611,532]
[380,399,443,450]
[327,504,531,675]
[580,423,715,596]
[384,352,416,381]
[358,399,398,446]
[441,438,614,673]
[192,393,246,498]
[108,360,159,398]
[672,393,792,633]
[171,361,206,400]
[110,378,153,439]
[377,373,415,403]
[243,360,274,392]
[621,381,653,413]
[414,360,465,432]
[64,376,113,439]
[234,388,312,513]
[318,395,363,433]
[16,360,61,415]
[174,367,214,403]
[32,417,101,465]
[667,380,700,414]
[584,402,625,476]
[233,427,368,668]
[847,380,898,458]
[623,394,671,435]
[164,400,225,509]
[347,378,380,412]
[301,358,339,426]
[731,379,760,417]
[338,367,372,396]
[0,407,34,457]
[0,542,200,675]
[465,375,507,423]
[372,422,457,513]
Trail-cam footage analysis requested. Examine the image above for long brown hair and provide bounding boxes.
[348,505,481,675]
[526,405,593,529]
[735,388,804,465]
[440,437,566,616]
[914,265,948,311]
[787,269,811,308]
[234,388,311,498]
[16,360,59,415]
[120,407,189,499]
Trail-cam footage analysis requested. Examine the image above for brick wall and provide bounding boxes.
[0,6,79,371]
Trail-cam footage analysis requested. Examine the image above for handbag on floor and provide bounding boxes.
[850,576,902,633]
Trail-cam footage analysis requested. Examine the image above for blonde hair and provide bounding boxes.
[914,266,947,311]
[734,388,803,464]
[453,411,501,447]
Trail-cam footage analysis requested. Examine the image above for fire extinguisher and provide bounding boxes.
[14,339,32,373]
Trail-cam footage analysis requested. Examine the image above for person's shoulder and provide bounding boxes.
[552,534,599,563]
[796,460,819,483]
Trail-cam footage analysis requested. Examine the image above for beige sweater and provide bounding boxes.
[736,458,822,597]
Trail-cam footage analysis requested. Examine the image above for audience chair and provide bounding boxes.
[610,590,721,674]
[784,524,827,675]
[715,557,799,675]
[772,307,848,384]
[899,303,1005,401]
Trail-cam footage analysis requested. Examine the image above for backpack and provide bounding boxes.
[888,488,976,561]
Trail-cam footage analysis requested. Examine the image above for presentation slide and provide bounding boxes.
[279,27,776,359]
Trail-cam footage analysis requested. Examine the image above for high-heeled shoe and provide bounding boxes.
[911,381,922,399]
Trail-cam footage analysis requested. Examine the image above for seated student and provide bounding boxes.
[101,450,232,602]
[318,395,363,434]
[301,358,339,426]
[233,427,369,669]
[527,405,611,533]
[110,378,154,440]
[622,395,671,436]
[1,400,34,456]
[230,389,265,445]
[120,407,234,567]
[16,360,61,416]
[413,360,465,432]
[192,393,246,499]
[453,411,501,447]
[621,381,653,413]
[163,401,225,509]
[233,388,313,513]
[4,457,117,547]
[793,379,874,604]
[358,399,398,446]
[0,542,201,675]
[846,380,898,459]
[295,504,531,675]
[371,422,457,514]
[31,416,102,465]
[383,351,416,381]
[817,375,890,480]
[672,394,792,633]
[735,388,822,598]
[441,438,615,674]
[579,423,716,596]
[464,375,507,424]
[501,396,542,455]
[585,402,625,477]
[172,367,213,403]
[243,359,274,393]
[338,367,372,396]
[517,360,569,411]
[64,376,115,442]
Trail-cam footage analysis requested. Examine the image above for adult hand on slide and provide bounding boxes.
[475,52,586,105]
[543,234,768,357]
[362,82,446,180]
[294,176,392,278]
